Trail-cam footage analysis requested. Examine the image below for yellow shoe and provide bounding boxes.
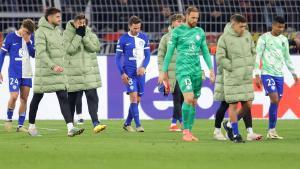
[93,124,107,133]
[267,129,283,139]
[4,120,13,132]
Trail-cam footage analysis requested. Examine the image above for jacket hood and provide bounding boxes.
[223,22,249,37]
[38,16,56,30]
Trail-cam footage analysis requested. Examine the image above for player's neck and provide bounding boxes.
[271,31,280,37]
[128,31,138,37]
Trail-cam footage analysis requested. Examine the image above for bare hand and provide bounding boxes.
[292,73,298,84]
[163,72,169,82]
[53,65,64,73]
[0,73,3,84]
[209,70,215,84]
[22,34,31,43]
[255,74,262,89]
[137,67,146,76]
[121,73,129,84]
[158,73,164,84]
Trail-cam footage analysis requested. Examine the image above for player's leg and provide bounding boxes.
[56,90,84,137]
[170,81,182,132]
[28,92,44,136]
[228,102,245,143]
[16,85,30,132]
[238,102,263,141]
[213,101,228,140]
[134,75,145,132]
[4,77,20,131]
[177,75,195,141]
[68,91,78,122]
[261,75,283,139]
[85,88,106,133]
[123,77,136,132]
[75,91,84,124]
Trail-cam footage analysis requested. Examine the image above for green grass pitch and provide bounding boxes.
[0,120,299,169]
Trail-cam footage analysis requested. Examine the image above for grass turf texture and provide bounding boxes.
[0,120,299,169]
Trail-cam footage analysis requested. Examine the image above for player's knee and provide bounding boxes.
[184,97,194,104]
[271,97,279,104]
[10,94,19,102]
[20,96,28,104]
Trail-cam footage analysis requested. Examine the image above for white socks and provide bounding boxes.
[29,123,36,129]
[247,127,253,134]
[67,123,74,132]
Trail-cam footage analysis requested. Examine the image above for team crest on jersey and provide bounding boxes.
[189,42,196,51]
[196,34,201,41]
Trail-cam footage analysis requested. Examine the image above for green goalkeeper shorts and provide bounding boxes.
[176,73,202,98]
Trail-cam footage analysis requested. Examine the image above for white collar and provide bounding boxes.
[128,31,139,37]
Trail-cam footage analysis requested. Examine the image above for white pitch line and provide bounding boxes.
[0,123,61,131]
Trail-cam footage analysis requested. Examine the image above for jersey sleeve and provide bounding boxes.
[0,34,12,72]
[283,37,296,75]
[254,35,265,75]
[200,30,212,69]
[163,29,178,72]
[115,37,125,75]
[142,35,150,68]
[27,35,35,58]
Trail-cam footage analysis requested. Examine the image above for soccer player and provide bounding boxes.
[0,19,35,132]
[27,7,84,137]
[64,13,106,133]
[163,6,215,142]
[115,16,150,132]
[157,14,184,132]
[216,14,256,143]
[213,15,262,141]
[255,16,298,139]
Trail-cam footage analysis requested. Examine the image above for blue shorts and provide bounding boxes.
[8,77,32,92]
[261,75,284,98]
[126,75,145,97]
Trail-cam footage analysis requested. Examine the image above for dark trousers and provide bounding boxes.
[214,101,252,128]
[172,81,183,120]
[29,90,73,124]
[68,88,99,124]
[75,90,83,115]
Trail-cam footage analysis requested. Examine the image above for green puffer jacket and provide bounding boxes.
[215,23,256,103]
[157,27,177,92]
[64,20,101,92]
[33,17,67,93]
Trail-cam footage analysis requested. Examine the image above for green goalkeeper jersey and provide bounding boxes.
[255,32,295,77]
[162,24,212,76]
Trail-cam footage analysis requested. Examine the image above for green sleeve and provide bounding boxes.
[35,30,56,69]
[157,34,168,73]
[283,38,296,75]
[163,30,178,72]
[216,35,232,71]
[200,31,212,69]
[63,30,82,55]
[254,36,265,75]
[82,28,101,53]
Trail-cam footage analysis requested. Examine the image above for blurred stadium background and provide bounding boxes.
[1,0,300,55]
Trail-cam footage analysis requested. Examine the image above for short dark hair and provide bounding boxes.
[230,14,247,23]
[185,6,199,15]
[74,13,85,21]
[45,7,61,19]
[169,14,184,24]
[273,16,285,24]
[128,16,141,26]
[21,19,36,33]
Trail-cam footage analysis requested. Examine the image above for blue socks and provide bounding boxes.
[125,103,140,128]
[18,112,26,127]
[131,103,141,128]
[124,105,133,126]
[171,118,177,124]
[269,103,278,129]
[7,108,14,121]
[231,122,240,136]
